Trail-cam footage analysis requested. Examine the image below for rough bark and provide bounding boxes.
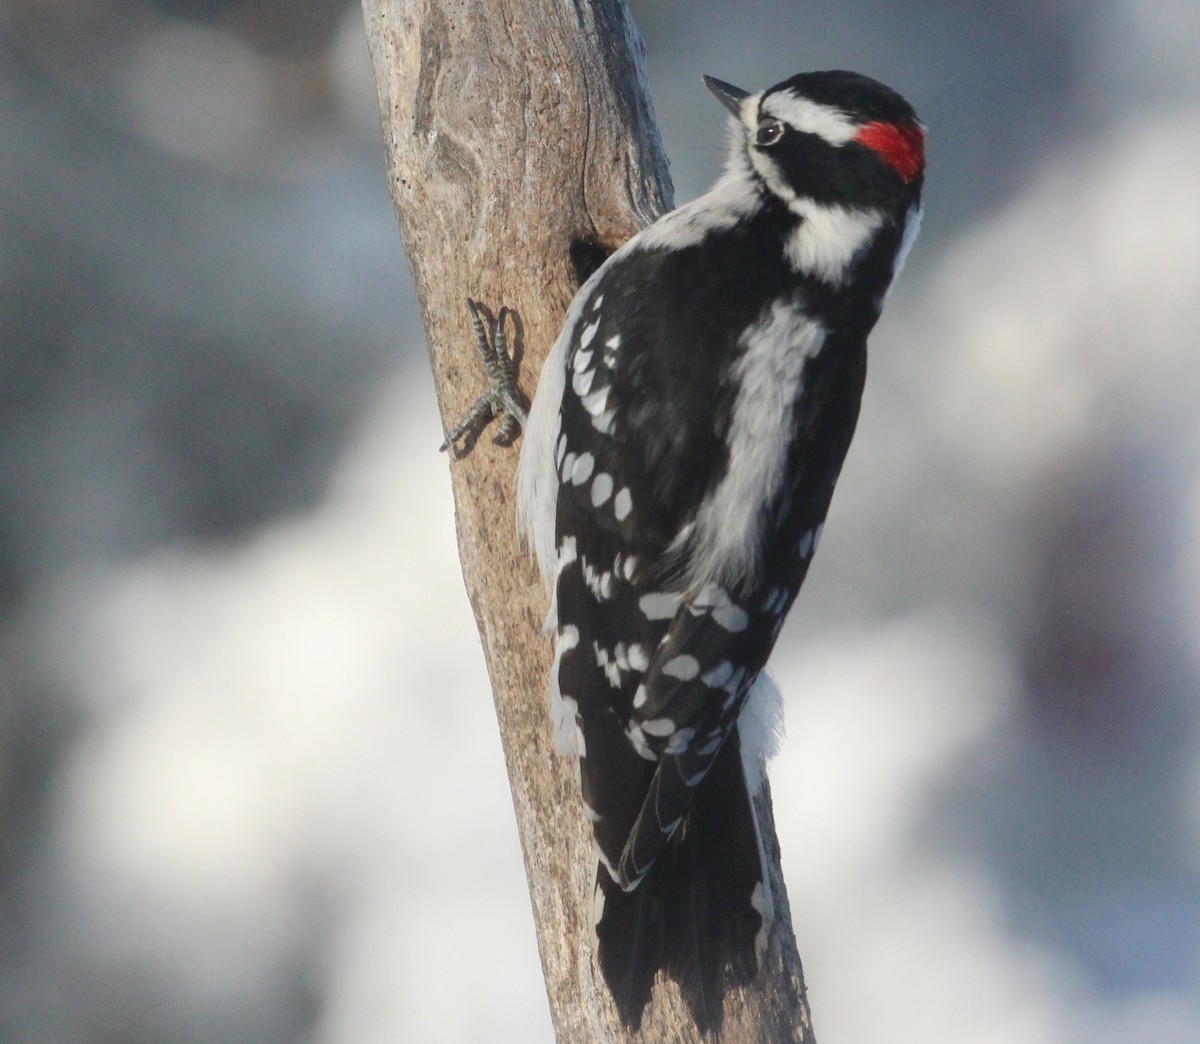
[362,1,815,1039]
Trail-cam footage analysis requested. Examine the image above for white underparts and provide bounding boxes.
[550,623,580,757]
[738,669,784,797]
[517,253,625,584]
[590,868,606,948]
[680,300,825,592]
[516,324,571,586]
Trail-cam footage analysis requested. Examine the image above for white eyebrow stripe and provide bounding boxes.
[760,94,859,146]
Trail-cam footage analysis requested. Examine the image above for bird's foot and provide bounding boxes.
[439,298,528,455]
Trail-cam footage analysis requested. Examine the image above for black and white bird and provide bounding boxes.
[483,70,925,1028]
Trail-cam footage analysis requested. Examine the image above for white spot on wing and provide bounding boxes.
[614,488,632,521]
[581,558,614,602]
[627,644,649,672]
[590,472,613,506]
[664,727,696,755]
[515,232,641,586]
[572,348,593,373]
[580,318,600,347]
[641,718,676,737]
[691,582,727,608]
[692,582,750,631]
[571,452,595,485]
[614,643,629,671]
[662,655,700,680]
[638,591,680,620]
[701,661,733,688]
[626,721,656,760]
[571,368,595,396]
[581,386,609,417]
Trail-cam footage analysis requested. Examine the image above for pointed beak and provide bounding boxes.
[703,75,750,116]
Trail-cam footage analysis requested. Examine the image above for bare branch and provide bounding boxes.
[362,1,815,1037]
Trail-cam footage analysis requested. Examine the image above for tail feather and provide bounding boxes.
[591,733,769,1030]
[593,867,661,1029]
[662,833,721,1029]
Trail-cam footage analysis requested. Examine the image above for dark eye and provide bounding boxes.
[755,119,783,147]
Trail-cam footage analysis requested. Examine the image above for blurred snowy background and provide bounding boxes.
[1,0,1198,1041]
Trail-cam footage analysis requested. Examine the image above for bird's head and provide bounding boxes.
[706,70,925,214]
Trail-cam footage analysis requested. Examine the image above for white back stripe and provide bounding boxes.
[683,299,824,592]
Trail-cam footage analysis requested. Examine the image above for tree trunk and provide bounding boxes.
[361,2,815,1038]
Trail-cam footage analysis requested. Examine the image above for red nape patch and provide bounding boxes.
[855,121,925,183]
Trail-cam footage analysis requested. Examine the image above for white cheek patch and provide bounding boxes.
[784,200,884,285]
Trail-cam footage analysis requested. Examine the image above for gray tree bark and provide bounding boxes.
[362,2,816,1039]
